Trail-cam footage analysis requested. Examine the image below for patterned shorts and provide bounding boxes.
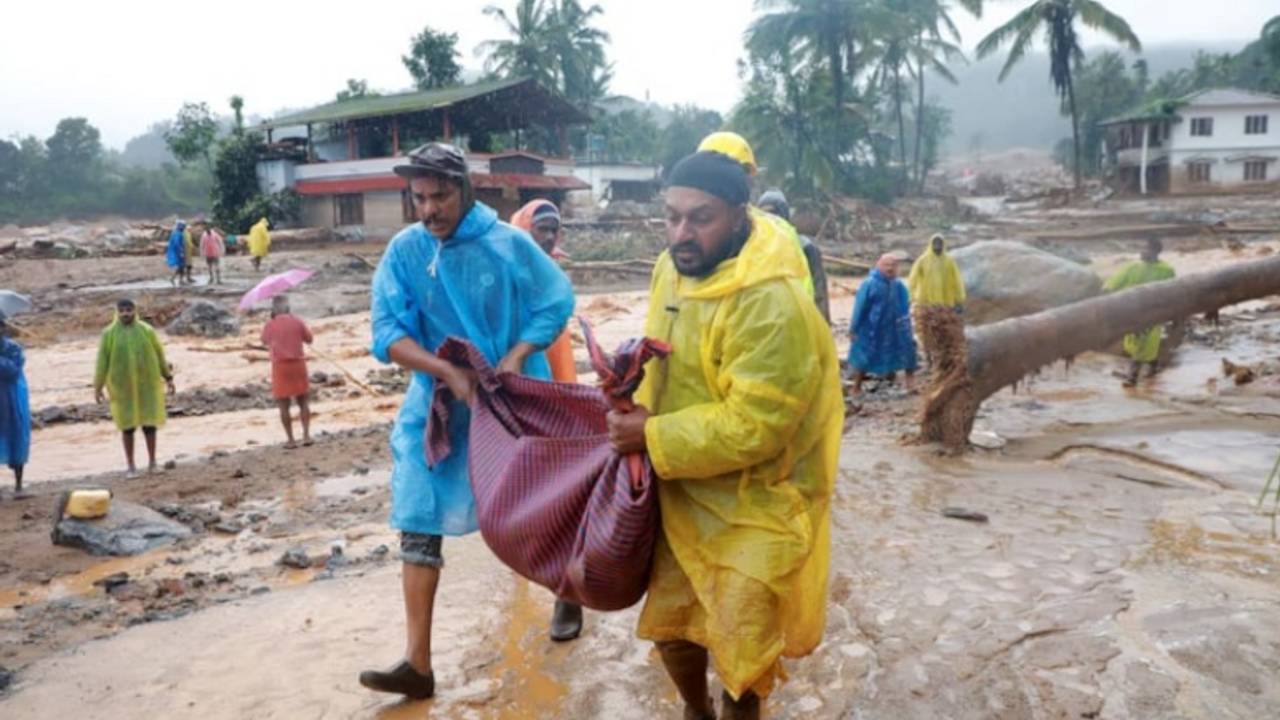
[400,531,444,568]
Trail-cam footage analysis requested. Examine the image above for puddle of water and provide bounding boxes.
[0,552,163,609]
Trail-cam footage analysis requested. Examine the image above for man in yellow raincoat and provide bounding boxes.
[94,298,175,478]
[247,217,271,271]
[907,234,966,364]
[608,152,842,720]
[1104,238,1176,386]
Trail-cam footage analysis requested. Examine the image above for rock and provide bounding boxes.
[950,241,1102,325]
[0,664,12,693]
[309,371,329,384]
[52,500,194,556]
[279,548,312,569]
[326,546,347,569]
[232,469,248,479]
[38,406,69,424]
[213,521,243,535]
[92,572,131,591]
[107,582,152,602]
[163,459,177,470]
[166,301,240,339]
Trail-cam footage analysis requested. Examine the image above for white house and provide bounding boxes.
[1100,88,1280,195]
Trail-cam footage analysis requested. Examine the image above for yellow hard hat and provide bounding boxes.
[697,132,757,177]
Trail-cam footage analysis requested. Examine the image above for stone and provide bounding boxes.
[165,301,240,339]
[38,406,68,425]
[52,500,194,557]
[213,521,243,535]
[0,664,13,692]
[949,241,1103,325]
[279,548,312,569]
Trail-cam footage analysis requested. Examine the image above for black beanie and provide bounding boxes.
[665,152,751,206]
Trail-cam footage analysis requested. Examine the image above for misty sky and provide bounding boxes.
[3,0,1276,149]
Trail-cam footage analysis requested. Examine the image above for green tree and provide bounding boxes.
[230,95,246,133]
[1069,50,1142,176]
[336,79,379,102]
[658,106,724,176]
[976,0,1141,190]
[403,27,463,90]
[164,102,219,173]
[747,0,865,120]
[479,0,558,89]
[44,117,104,188]
[547,0,611,107]
[593,108,659,162]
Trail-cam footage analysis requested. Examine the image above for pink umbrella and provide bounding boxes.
[238,268,314,310]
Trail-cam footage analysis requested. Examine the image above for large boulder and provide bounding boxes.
[167,301,240,338]
[52,500,193,556]
[950,241,1102,325]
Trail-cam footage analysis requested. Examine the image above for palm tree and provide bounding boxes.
[746,0,865,118]
[976,0,1141,190]
[910,1,979,191]
[477,0,559,89]
[548,0,612,107]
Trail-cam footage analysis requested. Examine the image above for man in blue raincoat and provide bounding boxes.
[0,317,30,497]
[166,221,187,287]
[361,143,575,700]
[847,253,918,396]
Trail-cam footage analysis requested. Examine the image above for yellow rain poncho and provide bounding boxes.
[1104,259,1177,362]
[751,207,815,300]
[247,217,271,259]
[636,213,843,699]
[907,235,966,307]
[182,227,195,266]
[94,312,170,431]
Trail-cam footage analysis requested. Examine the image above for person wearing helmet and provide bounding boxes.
[696,132,817,302]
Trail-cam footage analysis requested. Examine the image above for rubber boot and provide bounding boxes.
[549,600,583,642]
[656,641,716,720]
[720,689,760,720]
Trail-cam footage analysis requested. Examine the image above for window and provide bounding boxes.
[334,193,364,226]
[1246,115,1269,135]
[1188,162,1212,184]
[1244,161,1268,182]
[1190,117,1214,137]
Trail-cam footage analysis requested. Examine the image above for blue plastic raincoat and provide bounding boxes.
[0,336,30,467]
[166,222,186,269]
[370,203,575,536]
[847,268,918,374]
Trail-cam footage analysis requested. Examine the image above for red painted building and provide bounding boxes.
[256,77,593,236]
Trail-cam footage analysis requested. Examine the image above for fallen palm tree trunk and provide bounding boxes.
[922,254,1280,447]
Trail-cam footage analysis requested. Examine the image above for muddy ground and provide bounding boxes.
[1,196,1279,719]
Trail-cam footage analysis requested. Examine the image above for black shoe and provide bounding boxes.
[549,600,583,642]
[358,660,434,699]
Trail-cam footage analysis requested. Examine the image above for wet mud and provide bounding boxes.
[1,230,1279,718]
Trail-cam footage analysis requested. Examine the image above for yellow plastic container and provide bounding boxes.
[64,489,112,519]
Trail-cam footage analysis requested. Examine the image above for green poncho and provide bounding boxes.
[1104,259,1177,362]
[94,315,170,430]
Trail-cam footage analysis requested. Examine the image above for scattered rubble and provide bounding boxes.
[166,301,240,338]
[51,501,194,557]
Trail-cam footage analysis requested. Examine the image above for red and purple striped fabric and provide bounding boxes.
[426,322,671,611]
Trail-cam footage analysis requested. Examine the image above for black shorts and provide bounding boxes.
[400,532,443,568]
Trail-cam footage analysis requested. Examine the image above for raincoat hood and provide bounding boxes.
[666,210,808,302]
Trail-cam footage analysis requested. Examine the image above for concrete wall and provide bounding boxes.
[300,191,408,241]
[1168,101,1280,193]
[256,160,297,195]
